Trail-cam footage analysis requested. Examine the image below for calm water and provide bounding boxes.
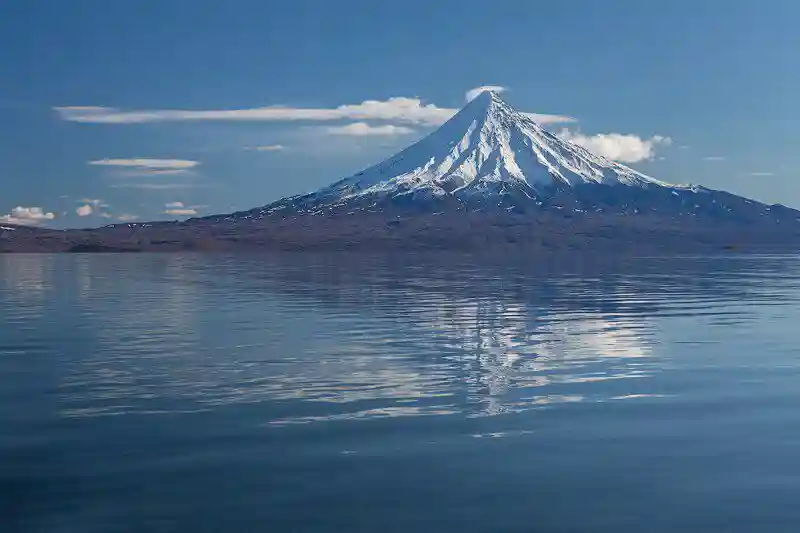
[3,253,800,532]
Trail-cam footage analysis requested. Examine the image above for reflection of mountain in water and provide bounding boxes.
[25,253,797,422]
[400,296,653,417]
[226,253,796,421]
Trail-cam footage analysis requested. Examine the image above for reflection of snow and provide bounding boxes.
[535,312,650,361]
[391,292,655,417]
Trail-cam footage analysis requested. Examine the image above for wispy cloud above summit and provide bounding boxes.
[465,85,507,102]
[55,94,576,126]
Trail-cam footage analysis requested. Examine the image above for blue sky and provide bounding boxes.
[1,0,797,226]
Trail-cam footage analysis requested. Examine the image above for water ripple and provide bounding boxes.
[5,253,800,532]
[1,253,799,425]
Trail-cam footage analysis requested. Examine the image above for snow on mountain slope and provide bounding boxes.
[316,90,675,203]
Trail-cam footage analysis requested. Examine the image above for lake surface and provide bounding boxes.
[3,252,800,532]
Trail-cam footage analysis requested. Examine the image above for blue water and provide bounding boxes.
[3,253,800,532]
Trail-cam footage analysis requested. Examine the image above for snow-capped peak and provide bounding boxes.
[317,90,673,203]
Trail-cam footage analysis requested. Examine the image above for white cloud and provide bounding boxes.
[465,85,507,102]
[522,112,576,124]
[78,198,106,207]
[117,214,140,222]
[164,202,203,216]
[55,96,576,126]
[90,158,199,178]
[703,156,726,161]
[323,122,415,136]
[76,204,93,216]
[56,100,453,125]
[0,206,55,226]
[122,168,195,176]
[557,130,672,163]
[750,171,774,176]
[89,158,198,170]
[246,144,287,152]
[164,208,198,216]
[110,183,199,190]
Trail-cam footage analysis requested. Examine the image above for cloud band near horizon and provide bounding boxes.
[1,206,56,226]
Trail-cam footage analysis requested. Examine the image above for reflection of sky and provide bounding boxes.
[56,256,224,417]
[22,255,669,423]
[0,254,54,319]
[2,254,789,425]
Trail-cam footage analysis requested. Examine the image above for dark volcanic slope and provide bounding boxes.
[2,207,799,254]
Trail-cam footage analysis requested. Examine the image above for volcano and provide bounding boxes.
[2,90,800,253]
[210,90,799,226]
[301,90,674,204]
